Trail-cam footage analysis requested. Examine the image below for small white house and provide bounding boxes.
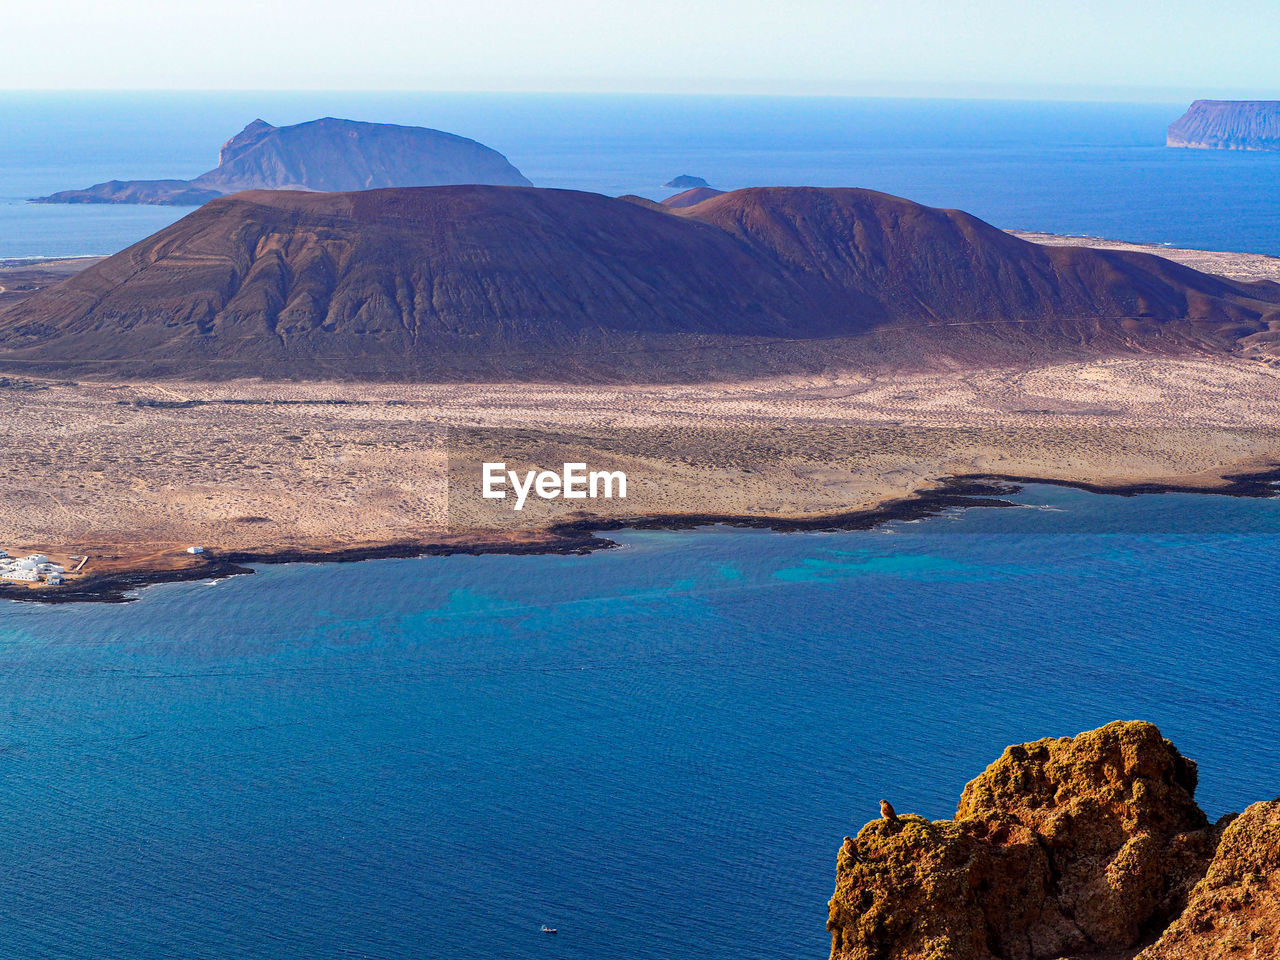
[187,546,206,555]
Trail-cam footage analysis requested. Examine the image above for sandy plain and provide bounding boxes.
[1,237,1279,595]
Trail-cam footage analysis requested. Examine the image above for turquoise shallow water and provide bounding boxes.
[2,93,1279,258]
[1,484,1278,959]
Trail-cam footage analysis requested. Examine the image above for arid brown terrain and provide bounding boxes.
[5,186,1280,380]
[2,349,1280,593]
[0,257,103,309]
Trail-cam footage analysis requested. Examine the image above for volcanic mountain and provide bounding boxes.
[32,118,531,205]
[661,186,725,208]
[3,185,1279,380]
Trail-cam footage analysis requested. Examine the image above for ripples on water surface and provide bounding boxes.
[0,484,1278,959]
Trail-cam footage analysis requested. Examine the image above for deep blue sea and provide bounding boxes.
[2,484,1279,960]
[1,92,1279,259]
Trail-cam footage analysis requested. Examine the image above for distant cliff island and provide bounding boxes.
[663,174,711,189]
[1167,100,1280,150]
[31,117,531,205]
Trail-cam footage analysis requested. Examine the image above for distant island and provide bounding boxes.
[1167,100,1280,150]
[31,117,532,205]
[663,174,711,188]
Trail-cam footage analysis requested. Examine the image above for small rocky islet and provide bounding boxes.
[828,720,1278,960]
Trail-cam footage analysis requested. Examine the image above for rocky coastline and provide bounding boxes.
[6,464,1280,605]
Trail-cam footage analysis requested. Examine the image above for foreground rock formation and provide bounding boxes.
[1167,100,1280,150]
[827,721,1278,960]
[31,117,531,205]
[4,185,1280,380]
[1139,800,1280,959]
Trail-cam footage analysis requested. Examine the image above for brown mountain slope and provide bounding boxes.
[677,187,1280,328]
[3,185,1279,380]
[661,185,725,207]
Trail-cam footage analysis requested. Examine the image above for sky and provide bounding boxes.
[4,0,1280,100]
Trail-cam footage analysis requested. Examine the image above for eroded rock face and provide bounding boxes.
[1167,100,1280,150]
[1136,800,1279,960]
[827,721,1222,960]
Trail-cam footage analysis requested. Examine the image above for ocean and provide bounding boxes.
[1,484,1279,960]
[1,92,1279,259]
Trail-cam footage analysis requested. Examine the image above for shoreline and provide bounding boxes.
[2,233,1279,607]
[8,465,1278,606]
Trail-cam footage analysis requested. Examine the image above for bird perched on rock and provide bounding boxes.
[880,799,899,824]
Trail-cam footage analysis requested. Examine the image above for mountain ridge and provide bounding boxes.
[4,184,1280,380]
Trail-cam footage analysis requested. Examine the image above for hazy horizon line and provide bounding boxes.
[1,82,1277,105]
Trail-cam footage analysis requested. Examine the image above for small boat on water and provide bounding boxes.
[541,925,558,935]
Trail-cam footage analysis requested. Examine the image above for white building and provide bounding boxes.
[0,552,67,585]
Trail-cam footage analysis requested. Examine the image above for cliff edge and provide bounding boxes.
[1167,100,1280,150]
[827,721,1277,960]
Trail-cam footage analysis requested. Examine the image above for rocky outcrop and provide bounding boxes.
[827,722,1235,960]
[1137,800,1279,959]
[31,117,531,205]
[1167,101,1280,150]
